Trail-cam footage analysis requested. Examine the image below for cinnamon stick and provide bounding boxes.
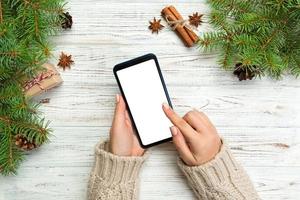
[168,6,183,21]
[185,27,199,43]
[161,6,194,47]
[168,6,199,44]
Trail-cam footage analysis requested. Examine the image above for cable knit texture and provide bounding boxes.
[87,140,260,200]
[177,141,260,200]
[87,141,148,200]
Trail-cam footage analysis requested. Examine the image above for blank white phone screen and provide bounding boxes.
[116,59,172,146]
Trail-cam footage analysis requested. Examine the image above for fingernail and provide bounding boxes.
[115,94,120,103]
[170,126,177,136]
[163,103,170,110]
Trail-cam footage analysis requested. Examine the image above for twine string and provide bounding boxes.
[23,70,58,91]
[165,15,196,32]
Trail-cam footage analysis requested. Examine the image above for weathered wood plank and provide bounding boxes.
[1,0,299,199]
[0,125,299,199]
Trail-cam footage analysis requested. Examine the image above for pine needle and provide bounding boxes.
[0,0,65,175]
[199,0,300,79]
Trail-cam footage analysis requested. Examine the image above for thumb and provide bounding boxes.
[170,126,195,165]
[113,94,126,123]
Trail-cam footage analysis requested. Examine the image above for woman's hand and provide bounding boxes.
[109,94,144,156]
[162,104,221,166]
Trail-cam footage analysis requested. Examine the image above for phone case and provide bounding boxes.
[113,53,173,148]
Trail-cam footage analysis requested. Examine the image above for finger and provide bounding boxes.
[132,134,141,148]
[193,109,217,133]
[170,126,195,165]
[162,103,197,141]
[193,109,212,124]
[113,94,126,123]
[133,134,144,151]
[125,109,130,121]
[131,130,145,156]
[125,110,133,129]
[183,110,208,133]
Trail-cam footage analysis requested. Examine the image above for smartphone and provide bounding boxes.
[113,53,173,148]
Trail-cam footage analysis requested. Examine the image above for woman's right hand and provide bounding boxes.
[162,103,221,166]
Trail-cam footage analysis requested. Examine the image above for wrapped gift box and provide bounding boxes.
[24,63,63,97]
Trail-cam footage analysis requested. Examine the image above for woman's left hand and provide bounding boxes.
[109,94,145,156]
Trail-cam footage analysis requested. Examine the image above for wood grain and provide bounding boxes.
[0,0,299,199]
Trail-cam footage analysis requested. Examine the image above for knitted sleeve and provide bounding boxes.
[87,140,148,200]
[177,141,260,200]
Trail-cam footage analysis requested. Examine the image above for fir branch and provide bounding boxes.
[0,118,14,173]
[0,51,19,57]
[219,42,234,69]
[0,127,24,175]
[0,0,3,23]
[0,29,6,36]
[1,115,51,145]
[261,29,278,50]
[199,0,300,79]
[34,13,39,36]
[7,127,13,170]
[0,0,65,175]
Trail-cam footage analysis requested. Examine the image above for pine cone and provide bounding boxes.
[15,135,37,151]
[233,63,258,81]
[61,12,73,29]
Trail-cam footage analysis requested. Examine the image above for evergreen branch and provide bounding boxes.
[227,1,249,14]
[261,29,278,50]
[219,42,234,69]
[0,116,11,124]
[0,128,24,175]
[0,51,19,57]
[0,118,14,173]
[23,0,64,15]
[1,116,47,136]
[200,0,300,79]
[0,0,65,175]
[0,29,6,36]
[34,13,39,36]
[0,0,3,23]
[7,127,13,170]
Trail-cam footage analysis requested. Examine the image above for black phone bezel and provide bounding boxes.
[113,53,173,148]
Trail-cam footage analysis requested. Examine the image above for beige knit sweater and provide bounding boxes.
[87,140,260,200]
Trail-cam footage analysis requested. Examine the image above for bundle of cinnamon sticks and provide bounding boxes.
[162,6,199,47]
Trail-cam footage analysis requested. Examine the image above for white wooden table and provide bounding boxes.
[1,1,300,199]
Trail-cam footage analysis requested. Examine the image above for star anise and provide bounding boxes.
[149,17,164,34]
[189,12,204,28]
[57,52,74,70]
